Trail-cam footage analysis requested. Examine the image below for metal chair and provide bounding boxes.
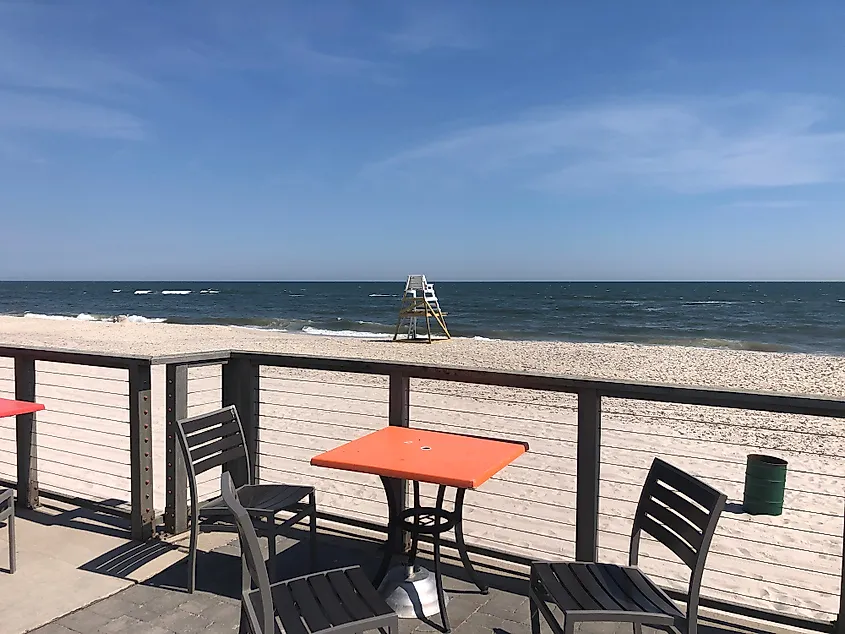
[0,488,15,574]
[175,405,317,593]
[529,458,727,634]
[221,471,398,634]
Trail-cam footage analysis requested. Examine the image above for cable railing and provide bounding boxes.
[0,345,843,633]
[0,346,155,540]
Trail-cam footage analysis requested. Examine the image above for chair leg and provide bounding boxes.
[634,623,642,634]
[529,595,540,634]
[432,534,450,633]
[188,520,198,593]
[238,601,250,634]
[266,516,277,583]
[309,492,317,571]
[8,508,15,575]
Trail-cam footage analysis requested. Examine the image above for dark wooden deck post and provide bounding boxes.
[388,373,411,548]
[575,389,601,562]
[15,354,38,509]
[164,363,188,535]
[838,498,845,634]
[223,358,260,486]
[129,362,155,540]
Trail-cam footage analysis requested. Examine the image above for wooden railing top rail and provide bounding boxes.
[0,345,152,369]
[2,344,842,418]
[231,350,845,418]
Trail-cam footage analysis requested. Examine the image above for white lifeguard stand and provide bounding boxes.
[393,275,451,343]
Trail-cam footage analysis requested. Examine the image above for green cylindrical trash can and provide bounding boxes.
[743,454,787,515]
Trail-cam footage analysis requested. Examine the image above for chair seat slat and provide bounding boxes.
[346,567,395,617]
[326,570,372,621]
[269,584,309,634]
[549,563,602,610]
[533,562,583,610]
[308,574,353,626]
[621,566,682,617]
[569,563,630,611]
[289,578,333,633]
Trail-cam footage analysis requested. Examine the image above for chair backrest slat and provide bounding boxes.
[221,472,276,634]
[187,421,241,448]
[175,406,249,478]
[649,481,710,532]
[181,407,239,434]
[190,432,244,463]
[641,495,703,553]
[639,515,697,568]
[194,445,248,476]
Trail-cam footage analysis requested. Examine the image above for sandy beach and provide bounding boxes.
[1,315,843,621]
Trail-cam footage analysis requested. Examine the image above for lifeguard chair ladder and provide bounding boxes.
[393,275,451,343]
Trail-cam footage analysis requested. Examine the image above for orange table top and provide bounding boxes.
[311,427,528,489]
[0,398,44,418]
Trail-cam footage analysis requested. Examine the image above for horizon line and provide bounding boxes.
[2,279,844,284]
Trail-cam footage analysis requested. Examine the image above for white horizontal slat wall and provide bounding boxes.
[0,356,16,483]
[187,364,224,503]
[34,361,131,508]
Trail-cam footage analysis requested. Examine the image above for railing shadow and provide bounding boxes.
[16,499,132,539]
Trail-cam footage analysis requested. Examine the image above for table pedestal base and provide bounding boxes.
[378,565,448,619]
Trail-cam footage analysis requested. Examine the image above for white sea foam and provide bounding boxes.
[134,290,152,295]
[301,326,391,339]
[24,312,98,321]
[123,315,167,323]
[838,299,845,303]
[368,293,395,297]
[161,290,191,295]
[472,336,495,341]
[684,300,737,305]
[199,289,220,294]
[112,289,121,293]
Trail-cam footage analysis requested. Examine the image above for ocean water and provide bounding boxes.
[1,281,844,355]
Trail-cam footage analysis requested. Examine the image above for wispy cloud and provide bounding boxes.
[365,93,845,193]
[0,91,146,140]
[387,7,481,54]
[720,200,810,210]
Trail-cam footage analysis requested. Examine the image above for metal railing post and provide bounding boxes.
[164,363,188,535]
[388,372,410,549]
[575,389,601,562]
[837,498,845,634]
[14,354,38,509]
[223,358,260,486]
[129,362,155,540]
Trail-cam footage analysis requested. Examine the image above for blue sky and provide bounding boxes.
[1,1,844,281]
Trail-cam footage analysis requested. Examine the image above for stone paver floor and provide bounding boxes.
[29,525,777,634]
